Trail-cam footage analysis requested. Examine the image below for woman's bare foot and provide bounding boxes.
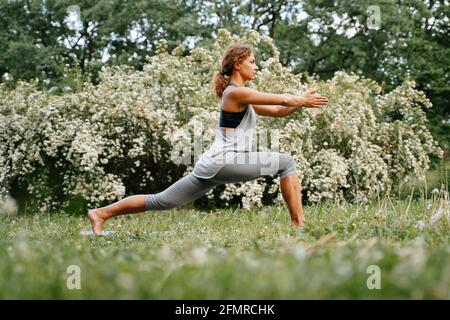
[87,209,109,236]
[291,216,304,228]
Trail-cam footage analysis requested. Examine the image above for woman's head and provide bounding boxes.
[213,43,258,98]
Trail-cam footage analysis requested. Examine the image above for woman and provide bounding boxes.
[88,43,329,235]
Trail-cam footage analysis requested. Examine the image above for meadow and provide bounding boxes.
[0,160,448,299]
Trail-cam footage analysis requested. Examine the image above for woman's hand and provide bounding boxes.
[283,89,329,108]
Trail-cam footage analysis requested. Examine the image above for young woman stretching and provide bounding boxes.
[88,43,329,235]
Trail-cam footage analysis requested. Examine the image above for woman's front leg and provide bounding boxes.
[280,174,304,227]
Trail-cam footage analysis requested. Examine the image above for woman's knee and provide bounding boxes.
[144,174,217,211]
[278,153,298,179]
[144,193,176,211]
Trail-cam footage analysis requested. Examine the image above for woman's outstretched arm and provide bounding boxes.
[227,87,289,105]
[228,87,329,108]
[252,104,301,117]
[250,89,330,117]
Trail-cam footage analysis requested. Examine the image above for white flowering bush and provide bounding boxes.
[0,29,443,214]
[275,71,442,205]
[307,149,349,203]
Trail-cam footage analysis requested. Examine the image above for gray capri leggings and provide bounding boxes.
[144,151,298,211]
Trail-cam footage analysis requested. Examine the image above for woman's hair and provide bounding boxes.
[213,43,253,99]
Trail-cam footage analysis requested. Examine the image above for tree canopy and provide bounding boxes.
[0,0,448,147]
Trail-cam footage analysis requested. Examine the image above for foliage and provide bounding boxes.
[0,29,443,213]
[1,1,447,147]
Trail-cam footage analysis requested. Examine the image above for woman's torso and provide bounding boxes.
[191,80,257,179]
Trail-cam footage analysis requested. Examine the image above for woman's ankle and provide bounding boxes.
[92,208,109,220]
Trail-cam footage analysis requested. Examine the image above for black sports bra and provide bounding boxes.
[219,81,248,128]
[219,107,248,128]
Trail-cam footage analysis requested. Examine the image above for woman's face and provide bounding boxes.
[235,53,259,81]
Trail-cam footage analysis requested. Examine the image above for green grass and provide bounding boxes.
[0,160,449,299]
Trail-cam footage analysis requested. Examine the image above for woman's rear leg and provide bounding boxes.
[87,174,218,235]
[87,195,147,235]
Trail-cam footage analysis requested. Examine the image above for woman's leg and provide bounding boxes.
[210,151,304,226]
[88,173,219,235]
[87,195,147,235]
[280,174,304,226]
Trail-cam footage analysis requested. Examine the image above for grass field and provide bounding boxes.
[0,160,449,299]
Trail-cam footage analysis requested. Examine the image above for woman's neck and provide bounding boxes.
[229,78,245,87]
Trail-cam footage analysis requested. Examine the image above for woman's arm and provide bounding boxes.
[252,104,301,117]
[227,87,289,106]
[250,89,330,118]
[276,105,302,117]
[228,87,328,108]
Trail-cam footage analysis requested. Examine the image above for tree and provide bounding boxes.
[271,0,449,148]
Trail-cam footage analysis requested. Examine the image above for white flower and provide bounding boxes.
[0,196,18,216]
[415,220,426,230]
[429,207,444,226]
[189,247,208,265]
[291,245,307,260]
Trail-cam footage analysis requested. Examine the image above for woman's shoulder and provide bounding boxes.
[222,88,250,111]
[222,84,237,96]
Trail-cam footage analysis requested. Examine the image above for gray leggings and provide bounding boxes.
[144,151,298,211]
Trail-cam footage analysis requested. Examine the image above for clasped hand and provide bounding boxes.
[284,89,329,108]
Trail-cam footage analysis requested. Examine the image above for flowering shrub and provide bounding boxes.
[0,29,443,214]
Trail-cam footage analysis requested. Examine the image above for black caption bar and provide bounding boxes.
[0,300,443,319]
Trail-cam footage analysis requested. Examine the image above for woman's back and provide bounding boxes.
[219,81,250,130]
